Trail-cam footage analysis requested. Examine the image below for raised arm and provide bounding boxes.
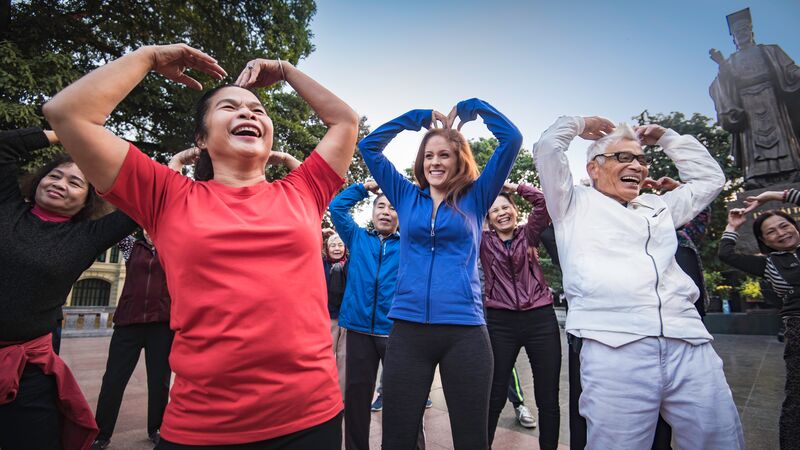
[516,183,551,247]
[455,99,523,214]
[0,128,53,204]
[236,59,359,177]
[329,182,372,247]
[718,209,767,276]
[638,125,725,228]
[358,109,434,208]
[43,44,226,192]
[532,116,582,221]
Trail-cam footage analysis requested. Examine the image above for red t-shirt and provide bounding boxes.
[101,144,344,445]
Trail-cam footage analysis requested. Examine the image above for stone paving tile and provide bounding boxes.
[60,332,783,449]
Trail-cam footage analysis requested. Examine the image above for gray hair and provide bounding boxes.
[586,123,640,162]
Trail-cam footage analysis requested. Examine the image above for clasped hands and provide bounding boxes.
[428,108,467,131]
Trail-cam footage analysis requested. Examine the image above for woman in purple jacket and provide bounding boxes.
[480,182,561,450]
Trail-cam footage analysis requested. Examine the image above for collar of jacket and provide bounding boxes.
[367,229,400,239]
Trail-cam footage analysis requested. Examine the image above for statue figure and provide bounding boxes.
[709,8,800,189]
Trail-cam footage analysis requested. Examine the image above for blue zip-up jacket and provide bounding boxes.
[359,98,522,325]
[330,183,400,335]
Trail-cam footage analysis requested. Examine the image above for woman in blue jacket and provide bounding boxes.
[360,98,522,449]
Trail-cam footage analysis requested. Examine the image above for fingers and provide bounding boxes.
[236,61,260,88]
[640,178,658,190]
[431,111,448,129]
[446,107,457,129]
[181,45,227,79]
[172,73,203,90]
[457,119,465,131]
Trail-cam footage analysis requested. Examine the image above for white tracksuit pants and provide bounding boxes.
[579,337,744,450]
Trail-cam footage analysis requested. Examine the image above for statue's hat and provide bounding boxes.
[726,8,752,33]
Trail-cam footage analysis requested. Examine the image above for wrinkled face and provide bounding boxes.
[34,163,89,217]
[488,196,518,234]
[587,139,649,204]
[372,195,398,235]
[199,87,274,165]
[732,21,754,48]
[423,135,457,191]
[761,215,800,252]
[327,236,346,261]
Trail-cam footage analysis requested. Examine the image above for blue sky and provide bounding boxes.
[298,0,799,186]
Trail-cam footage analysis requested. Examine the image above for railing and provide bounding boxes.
[62,306,116,337]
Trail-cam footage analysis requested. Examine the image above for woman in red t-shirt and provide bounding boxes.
[44,44,359,449]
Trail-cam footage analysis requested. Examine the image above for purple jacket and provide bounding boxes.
[480,184,553,311]
[113,239,171,326]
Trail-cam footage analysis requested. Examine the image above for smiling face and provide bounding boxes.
[760,215,800,252]
[372,195,399,236]
[34,162,90,217]
[326,235,346,261]
[196,86,274,167]
[587,139,649,204]
[422,135,457,191]
[488,195,518,234]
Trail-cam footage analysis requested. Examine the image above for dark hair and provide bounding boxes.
[485,192,519,230]
[24,153,102,222]
[753,210,800,253]
[192,84,258,182]
[373,193,388,207]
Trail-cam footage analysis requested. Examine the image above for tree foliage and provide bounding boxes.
[0,0,377,181]
[470,137,539,216]
[635,110,743,271]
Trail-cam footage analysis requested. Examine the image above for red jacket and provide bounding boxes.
[114,239,170,326]
[480,184,553,311]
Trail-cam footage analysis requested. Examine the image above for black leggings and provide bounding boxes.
[382,320,493,450]
[155,413,342,450]
[0,365,63,450]
[781,317,800,450]
[486,306,561,450]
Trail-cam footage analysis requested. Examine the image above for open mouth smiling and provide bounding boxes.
[231,124,262,138]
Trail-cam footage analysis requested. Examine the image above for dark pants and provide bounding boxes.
[156,413,343,449]
[382,320,493,450]
[781,317,800,450]
[0,364,63,450]
[95,322,173,440]
[487,307,561,450]
[507,366,524,407]
[567,336,673,450]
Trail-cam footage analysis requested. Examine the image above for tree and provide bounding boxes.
[470,137,539,216]
[635,111,743,271]
[2,0,344,174]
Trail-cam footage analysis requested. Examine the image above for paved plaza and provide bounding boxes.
[61,331,784,449]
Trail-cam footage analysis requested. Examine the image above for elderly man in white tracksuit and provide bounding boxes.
[533,115,744,450]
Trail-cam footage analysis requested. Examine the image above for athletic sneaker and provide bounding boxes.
[425,398,433,409]
[371,395,383,411]
[515,404,537,428]
[90,439,110,450]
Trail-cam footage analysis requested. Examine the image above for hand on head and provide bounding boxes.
[150,44,227,90]
[727,208,748,230]
[502,181,519,193]
[235,59,287,89]
[579,117,615,140]
[363,180,381,194]
[634,124,667,146]
[322,227,336,238]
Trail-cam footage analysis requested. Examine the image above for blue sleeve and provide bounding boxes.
[329,183,369,248]
[358,109,432,210]
[458,98,523,215]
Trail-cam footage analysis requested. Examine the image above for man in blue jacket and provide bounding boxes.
[331,181,423,450]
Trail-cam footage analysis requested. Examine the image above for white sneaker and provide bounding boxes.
[514,405,537,428]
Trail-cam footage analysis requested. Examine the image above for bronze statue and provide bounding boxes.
[710,8,800,189]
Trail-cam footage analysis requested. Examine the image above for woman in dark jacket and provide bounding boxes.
[0,128,137,450]
[323,231,348,396]
[480,181,561,450]
[91,231,173,449]
[719,188,800,450]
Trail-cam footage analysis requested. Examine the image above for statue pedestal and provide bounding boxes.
[727,182,800,254]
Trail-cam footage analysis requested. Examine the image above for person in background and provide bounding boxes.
[0,127,137,450]
[322,230,349,398]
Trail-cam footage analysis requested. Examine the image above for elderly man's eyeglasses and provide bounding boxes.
[593,151,652,166]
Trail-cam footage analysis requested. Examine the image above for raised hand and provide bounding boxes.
[641,176,681,192]
[427,111,448,130]
[168,147,201,172]
[363,180,381,194]
[445,106,466,131]
[502,181,519,193]
[743,190,784,213]
[709,48,725,65]
[579,117,615,140]
[635,124,667,146]
[726,208,748,231]
[150,44,226,90]
[322,227,336,238]
[236,59,287,89]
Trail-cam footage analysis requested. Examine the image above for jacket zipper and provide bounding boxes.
[506,241,521,310]
[643,217,664,336]
[370,239,386,334]
[425,202,442,324]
